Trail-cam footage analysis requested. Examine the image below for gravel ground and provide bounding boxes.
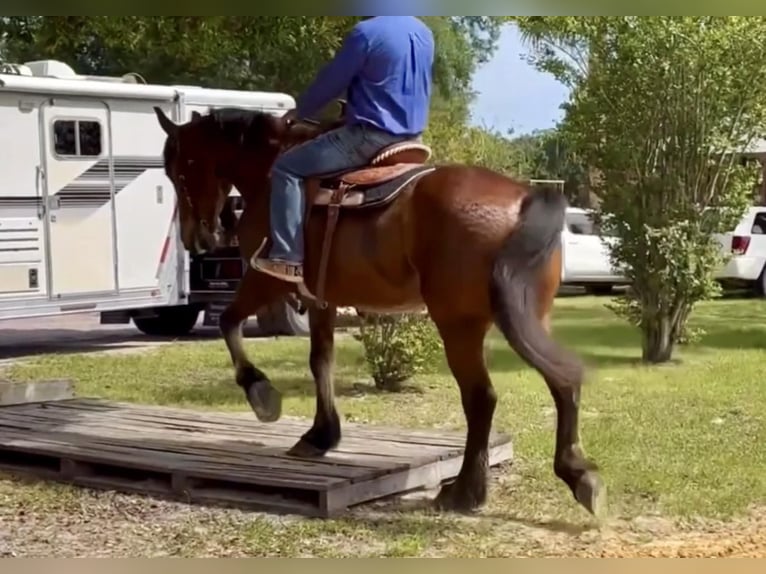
[1,474,764,558]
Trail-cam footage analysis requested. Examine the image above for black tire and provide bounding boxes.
[756,265,766,297]
[132,305,201,337]
[257,300,310,337]
[585,284,614,296]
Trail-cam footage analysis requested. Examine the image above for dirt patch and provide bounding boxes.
[582,511,766,557]
[1,475,765,557]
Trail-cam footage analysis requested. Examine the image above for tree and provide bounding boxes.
[514,17,766,362]
[0,17,350,91]
[501,128,591,205]
[0,17,503,94]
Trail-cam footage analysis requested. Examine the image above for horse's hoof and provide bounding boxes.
[433,481,483,514]
[246,382,282,423]
[286,439,327,458]
[575,470,607,520]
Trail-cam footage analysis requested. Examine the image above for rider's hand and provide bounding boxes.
[281,108,299,126]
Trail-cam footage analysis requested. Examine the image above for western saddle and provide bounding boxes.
[300,138,435,308]
[310,139,433,207]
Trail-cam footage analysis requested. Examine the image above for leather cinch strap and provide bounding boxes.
[314,183,347,306]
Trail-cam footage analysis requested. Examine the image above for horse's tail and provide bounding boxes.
[488,186,583,387]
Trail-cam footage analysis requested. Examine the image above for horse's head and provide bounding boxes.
[155,107,285,254]
[154,105,338,255]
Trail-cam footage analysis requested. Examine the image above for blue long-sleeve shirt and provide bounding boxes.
[295,16,435,137]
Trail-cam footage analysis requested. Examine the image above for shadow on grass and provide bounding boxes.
[0,324,266,363]
[156,375,428,407]
[694,327,766,350]
[551,292,766,355]
[358,493,595,536]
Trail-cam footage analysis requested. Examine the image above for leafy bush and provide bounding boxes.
[354,312,443,392]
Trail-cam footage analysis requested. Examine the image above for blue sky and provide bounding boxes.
[470,23,570,136]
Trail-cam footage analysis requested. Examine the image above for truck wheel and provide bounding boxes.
[257,300,310,337]
[585,284,614,296]
[132,305,201,337]
[756,265,766,297]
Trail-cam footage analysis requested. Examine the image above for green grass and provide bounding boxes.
[3,295,766,556]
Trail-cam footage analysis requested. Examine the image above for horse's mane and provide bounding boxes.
[200,107,344,151]
[202,107,284,149]
[161,135,176,177]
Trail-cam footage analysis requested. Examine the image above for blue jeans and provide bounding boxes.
[268,122,410,263]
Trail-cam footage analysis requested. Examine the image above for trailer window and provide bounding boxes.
[53,119,102,157]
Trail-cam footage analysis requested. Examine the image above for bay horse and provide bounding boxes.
[153,105,606,517]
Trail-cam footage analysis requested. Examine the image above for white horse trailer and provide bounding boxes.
[0,59,310,337]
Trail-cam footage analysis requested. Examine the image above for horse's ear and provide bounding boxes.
[191,111,202,121]
[154,106,178,136]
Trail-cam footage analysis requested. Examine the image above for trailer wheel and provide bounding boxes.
[257,300,310,337]
[132,305,201,337]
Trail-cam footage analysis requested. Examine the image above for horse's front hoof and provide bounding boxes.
[286,439,327,458]
[433,480,485,514]
[245,382,282,423]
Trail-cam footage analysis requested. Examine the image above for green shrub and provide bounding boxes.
[354,312,443,392]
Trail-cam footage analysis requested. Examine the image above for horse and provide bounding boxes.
[152,105,606,517]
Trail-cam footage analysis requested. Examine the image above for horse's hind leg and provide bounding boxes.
[219,267,290,422]
[536,255,605,516]
[287,304,341,458]
[431,316,496,512]
[494,245,605,517]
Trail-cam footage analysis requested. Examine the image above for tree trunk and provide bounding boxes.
[641,314,675,363]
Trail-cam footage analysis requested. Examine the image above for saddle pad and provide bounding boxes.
[313,165,436,209]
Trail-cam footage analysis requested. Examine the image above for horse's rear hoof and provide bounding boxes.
[575,470,607,521]
[246,382,282,423]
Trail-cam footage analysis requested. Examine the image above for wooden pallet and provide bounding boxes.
[0,396,513,517]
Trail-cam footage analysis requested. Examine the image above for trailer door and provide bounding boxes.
[39,99,117,299]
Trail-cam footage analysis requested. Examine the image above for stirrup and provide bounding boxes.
[249,238,304,284]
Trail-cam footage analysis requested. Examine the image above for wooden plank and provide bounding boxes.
[0,410,444,471]
[49,458,327,518]
[39,399,473,446]
[0,379,73,406]
[0,426,396,488]
[174,477,326,517]
[0,415,398,479]
[46,398,472,447]
[0,432,345,489]
[0,403,471,464]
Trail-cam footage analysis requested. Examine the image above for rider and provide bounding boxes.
[251,16,435,284]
